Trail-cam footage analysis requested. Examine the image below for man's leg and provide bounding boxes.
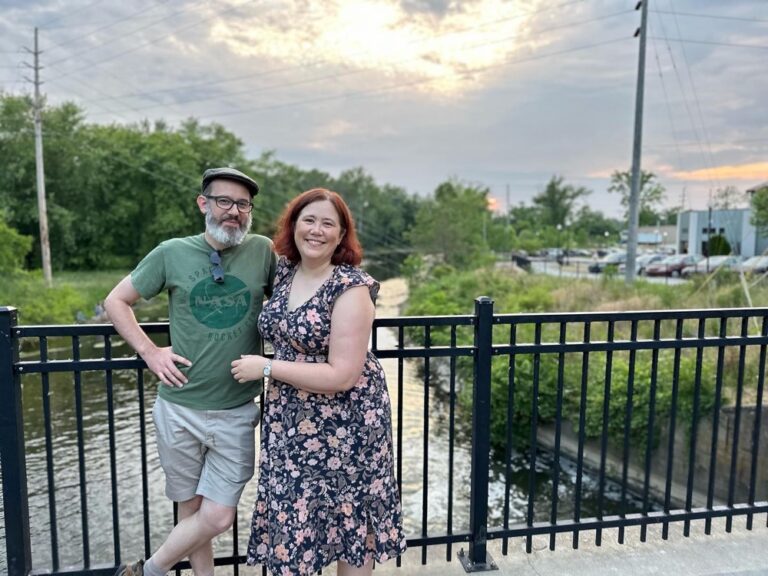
[144,497,235,576]
[177,496,213,575]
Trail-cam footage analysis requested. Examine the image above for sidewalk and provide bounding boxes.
[366,517,768,576]
[223,517,768,575]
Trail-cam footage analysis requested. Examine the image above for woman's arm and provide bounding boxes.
[231,285,374,394]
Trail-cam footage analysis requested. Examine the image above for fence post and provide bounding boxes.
[0,307,32,576]
[458,297,497,572]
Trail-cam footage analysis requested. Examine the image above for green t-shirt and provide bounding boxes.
[131,233,277,410]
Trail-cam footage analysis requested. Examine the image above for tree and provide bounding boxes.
[531,175,590,227]
[407,179,493,269]
[750,186,768,233]
[712,185,747,210]
[608,170,666,226]
[0,216,32,273]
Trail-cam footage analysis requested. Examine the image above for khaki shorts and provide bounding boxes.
[152,397,260,507]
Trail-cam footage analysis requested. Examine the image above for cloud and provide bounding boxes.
[673,162,768,182]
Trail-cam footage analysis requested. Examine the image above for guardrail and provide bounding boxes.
[2,301,768,575]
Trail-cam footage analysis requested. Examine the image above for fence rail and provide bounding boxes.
[2,301,768,576]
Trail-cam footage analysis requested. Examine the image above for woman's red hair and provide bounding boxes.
[273,188,363,266]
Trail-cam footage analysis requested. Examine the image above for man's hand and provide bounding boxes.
[141,346,192,388]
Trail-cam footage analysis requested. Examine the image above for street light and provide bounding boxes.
[556,224,563,269]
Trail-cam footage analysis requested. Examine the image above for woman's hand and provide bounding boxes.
[231,354,267,383]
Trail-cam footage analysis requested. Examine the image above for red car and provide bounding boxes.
[645,254,702,277]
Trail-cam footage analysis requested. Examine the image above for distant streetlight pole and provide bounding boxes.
[625,0,649,285]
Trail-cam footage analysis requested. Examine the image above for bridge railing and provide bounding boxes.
[2,301,768,576]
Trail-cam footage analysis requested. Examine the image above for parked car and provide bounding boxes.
[588,251,626,273]
[681,255,744,277]
[618,253,667,276]
[735,255,768,275]
[645,254,702,277]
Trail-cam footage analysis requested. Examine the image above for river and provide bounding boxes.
[1,278,647,573]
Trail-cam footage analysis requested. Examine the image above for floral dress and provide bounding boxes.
[246,258,406,575]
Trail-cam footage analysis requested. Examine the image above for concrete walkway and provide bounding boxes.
[364,518,768,576]
[222,517,768,575]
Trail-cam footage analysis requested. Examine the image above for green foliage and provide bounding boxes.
[707,234,731,256]
[406,268,754,456]
[749,186,768,233]
[531,175,591,227]
[0,215,33,273]
[608,169,667,226]
[407,179,494,269]
[0,94,425,280]
[0,269,128,324]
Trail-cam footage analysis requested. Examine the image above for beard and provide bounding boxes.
[205,209,252,248]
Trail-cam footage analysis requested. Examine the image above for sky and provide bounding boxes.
[1,0,766,219]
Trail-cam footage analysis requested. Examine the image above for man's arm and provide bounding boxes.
[104,275,191,388]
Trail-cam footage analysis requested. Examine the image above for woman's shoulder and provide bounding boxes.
[333,264,380,302]
[274,256,297,284]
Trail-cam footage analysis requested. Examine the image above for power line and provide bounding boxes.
[173,36,630,122]
[68,0,594,105]
[75,8,635,115]
[46,0,256,76]
[647,37,768,50]
[36,0,108,28]
[651,9,768,24]
[43,0,174,52]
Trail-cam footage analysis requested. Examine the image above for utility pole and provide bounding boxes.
[624,0,649,285]
[24,28,53,288]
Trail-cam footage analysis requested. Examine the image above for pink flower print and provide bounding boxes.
[371,478,384,495]
[297,390,310,402]
[274,544,289,562]
[336,426,347,438]
[303,550,314,563]
[328,456,342,470]
[298,325,307,335]
[320,405,333,418]
[341,502,353,516]
[298,419,317,435]
[389,527,400,541]
[364,409,378,425]
[328,435,340,448]
[278,319,288,332]
[280,566,292,576]
[379,531,389,543]
[306,308,321,324]
[344,517,356,530]
[270,422,283,433]
[277,511,288,523]
[304,438,322,451]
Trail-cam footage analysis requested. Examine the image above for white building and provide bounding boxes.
[676,208,764,257]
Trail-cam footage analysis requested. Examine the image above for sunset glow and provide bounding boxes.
[210,0,546,95]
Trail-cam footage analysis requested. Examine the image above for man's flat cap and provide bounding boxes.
[201,167,260,197]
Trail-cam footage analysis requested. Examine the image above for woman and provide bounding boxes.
[231,188,406,575]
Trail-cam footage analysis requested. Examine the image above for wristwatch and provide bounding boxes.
[263,359,272,379]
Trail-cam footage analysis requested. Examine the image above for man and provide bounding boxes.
[105,167,276,576]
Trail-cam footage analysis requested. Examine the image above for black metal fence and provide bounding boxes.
[2,301,768,576]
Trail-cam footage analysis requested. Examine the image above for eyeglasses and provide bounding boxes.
[205,195,254,213]
[209,250,224,283]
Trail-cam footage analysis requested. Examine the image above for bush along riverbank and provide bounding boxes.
[402,264,768,460]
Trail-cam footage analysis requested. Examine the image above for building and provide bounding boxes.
[676,208,767,257]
